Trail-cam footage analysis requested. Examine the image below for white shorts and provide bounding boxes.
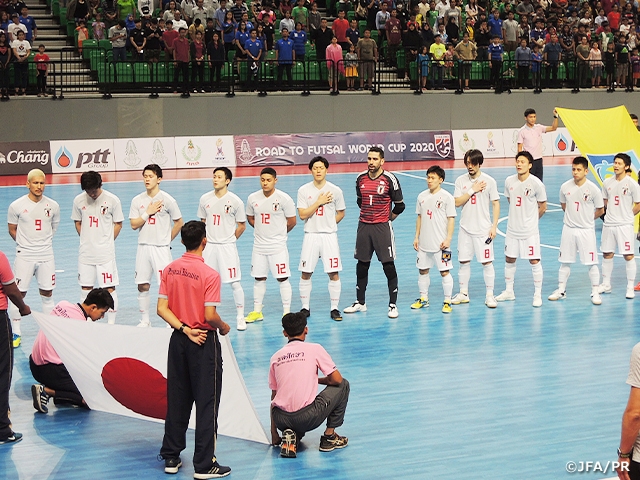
[298,233,342,273]
[13,256,56,292]
[251,249,290,279]
[135,244,173,285]
[601,224,635,255]
[416,250,453,272]
[203,242,242,283]
[504,234,541,260]
[78,260,119,288]
[559,225,598,265]
[457,229,494,263]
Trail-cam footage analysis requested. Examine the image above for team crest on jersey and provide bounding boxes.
[623,186,629,195]
[434,134,452,158]
[224,205,232,214]
[44,207,51,217]
[523,188,532,197]
[273,201,280,211]
[377,182,385,195]
[100,206,109,215]
[435,200,443,209]
[583,192,591,203]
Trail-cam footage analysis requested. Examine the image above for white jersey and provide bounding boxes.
[71,190,124,265]
[416,188,456,253]
[129,190,182,246]
[602,175,640,227]
[297,181,346,234]
[453,172,499,236]
[559,179,604,229]
[198,190,246,244]
[246,189,296,255]
[504,174,547,239]
[7,194,60,261]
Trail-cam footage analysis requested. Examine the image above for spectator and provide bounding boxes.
[326,35,344,93]
[575,34,590,88]
[385,8,402,67]
[465,0,481,23]
[221,10,236,53]
[375,2,389,49]
[145,18,162,63]
[207,31,225,90]
[291,0,308,31]
[474,19,490,61]
[0,32,10,101]
[213,0,227,38]
[0,12,10,34]
[19,7,36,43]
[417,44,429,91]
[173,27,191,96]
[130,18,146,61]
[356,28,377,90]
[69,0,90,26]
[594,8,607,29]
[435,0,449,20]
[333,10,349,50]
[76,19,89,54]
[559,24,574,62]
[589,40,602,89]
[234,20,249,59]
[445,13,459,44]
[204,17,216,44]
[631,47,640,88]
[366,0,380,32]
[454,30,476,90]
[188,17,205,42]
[10,29,29,95]
[444,42,454,78]
[617,34,630,88]
[92,12,106,40]
[162,19,179,61]
[190,0,211,25]
[280,10,295,34]
[421,19,435,51]
[191,30,206,92]
[488,9,503,39]
[429,33,445,89]
[109,19,128,62]
[488,34,503,91]
[229,0,246,23]
[403,20,421,77]
[291,22,307,62]
[279,0,292,18]
[502,11,518,52]
[516,0,534,17]
[100,0,118,29]
[309,2,321,36]
[515,37,530,89]
[313,17,332,62]
[603,41,615,91]
[172,11,188,31]
[117,0,137,21]
[181,0,197,23]
[530,18,547,49]
[163,0,181,22]
[244,28,263,92]
[531,43,542,92]
[239,11,253,32]
[33,43,49,97]
[607,3,620,31]
[275,27,295,91]
[543,33,562,87]
[7,13,26,43]
[396,2,410,28]
[345,43,358,90]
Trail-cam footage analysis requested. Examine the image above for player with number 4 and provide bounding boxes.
[245,168,297,323]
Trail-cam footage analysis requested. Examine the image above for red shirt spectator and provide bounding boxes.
[163,28,179,55]
[332,13,349,43]
[173,35,190,62]
[385,16,402,45]
[607,8,621,31]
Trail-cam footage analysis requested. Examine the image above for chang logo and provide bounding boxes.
[55,146,74,169]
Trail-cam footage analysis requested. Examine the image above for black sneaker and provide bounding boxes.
[32,384,50,414]
[164,457,182,474]
[319,433,348,452]
[330,309,343,321]
[300,308,310,318]
[194,461,231,479]
[0,432,23,444]
[280,429,297,458]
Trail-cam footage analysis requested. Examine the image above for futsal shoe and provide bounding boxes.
[344,302,367,313]
[441,302,452,314]
[245,311,264,323]
[591,293,602,305]
[31,384,50,414]
[495,291,516,302]
[485,295,497,308]
[164,457,182,474]
[0,432,23,445]
[635,282,640,292]
[451,292,470,305]
[532,294,543,307]
[236,317,247,331]
[194,462,231,478]
[627,287,635,299]
[136,321,151,327]
[597,284,612,294]
[330,309,343,321]
[12,334,20,348]
[547,289,566,301]
[319,433,348,452]
[387,304,399,318]
[411,297,429,309]
[280,429,297,458]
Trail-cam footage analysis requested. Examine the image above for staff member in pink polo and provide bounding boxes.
[157,220,231,479]
[516,107,559,182]
[0,249,31,445]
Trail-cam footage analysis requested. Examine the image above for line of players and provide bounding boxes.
[6,148,639,347]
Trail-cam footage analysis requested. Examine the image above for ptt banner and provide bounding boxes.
[113,137,177,171]
[50,139,116,174]
[0,141,52,175]
[550,127,581,157]
[234,131,454,166]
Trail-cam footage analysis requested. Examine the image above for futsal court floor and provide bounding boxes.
[0,158,636,480]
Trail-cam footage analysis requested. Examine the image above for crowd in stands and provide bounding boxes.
[2,0,640,94]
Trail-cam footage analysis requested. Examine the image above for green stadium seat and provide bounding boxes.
[67,21,76,39]
[98,39,112,51]
[28,63,37,85]
[347,11,355,21]
[134,62,151,82]
[82,40,98,60]
[89,49,105,70]
[151,62,168,83]
[227,50,236,62]
[97,63,115,83]
[292,62,305,81]
[265,50,276,61]
[359,20,367,36]
[409,61,417,81]
[306,61,320,81]
[396,49,405,70]
[52,0,59,17]
[115,62,134,82]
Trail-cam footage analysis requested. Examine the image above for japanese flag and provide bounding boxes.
[32,311,269,445]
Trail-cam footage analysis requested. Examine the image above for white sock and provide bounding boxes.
[442,273,453,302]
[80,289,89,304]
[299,278,312,310]
[483,263,495,295]
[328,279,341,310]
[11,318,20,336]
[41,295,55,314]
[458,262,470,295]
[602,257,614,287]
[138,290,150,324]
[231,281,245,319]
[107,290,118,324]
[279,279,292,314]
[532,263,543,296]
[626,260,637,289]
[253,280,266,312]
[589,265,600,295]
[8,302,19,322]
[558,264,571,292]
[505,263,516,292]
[418,273,430,299]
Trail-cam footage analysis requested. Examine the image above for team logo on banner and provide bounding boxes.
[434,134,452,158]
[239,139,252,164]
[54,146,74,169]
[458,132,475,152]
[123,140,142,168]
[555,133,570,152]
[215,138,226,163]
[150,139,169,166]
[181,139,202,166]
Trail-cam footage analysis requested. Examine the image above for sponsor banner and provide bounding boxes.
[174,136,236,169]
[551,127,581,157]
[0,141,52,175]
[50,139,116,173]
[452,129,506,159]
[114,137,177,171]
[502,127,555,159]
[234,131,454,166]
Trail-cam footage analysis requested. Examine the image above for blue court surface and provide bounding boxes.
[0,164,637,480]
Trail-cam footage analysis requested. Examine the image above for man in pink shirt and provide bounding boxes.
[30,288,114,414]
[157,220,231,479]
[516,107,559,182]
[269,311,350,458]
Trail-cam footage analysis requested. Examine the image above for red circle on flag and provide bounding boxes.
[101,357,167,420]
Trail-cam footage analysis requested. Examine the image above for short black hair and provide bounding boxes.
[80,171,103,191]
[369,146,384,159]
[282,311,307,337]
[572,156,589,169]
[143,163,163,178]
[630,113,638,120]
[516,150,535,164]
[118,19,126,28]
[181,220,206,251]
[427,165,445,181]
[615,152,632,171]
[260,167,277,178]
[309,156,329,170]
[464,149,484,166]
[84,288,115,311]
[214,166,233,181]
[524,108,536,117]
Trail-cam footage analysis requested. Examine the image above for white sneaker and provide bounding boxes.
[547,289,566,301]
[136,321,151,327]
[485,295,497,308]
[495,290,516,302]
[627,287,635,299]
[344,302,367,313]
[237,317,247,331]
[532,294,542,307]
[591,293,602,305]
[598,284,612,294]
[387,304,399,318]
[451,292,470,305]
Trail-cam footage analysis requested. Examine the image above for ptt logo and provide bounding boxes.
[54,146,112,169]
